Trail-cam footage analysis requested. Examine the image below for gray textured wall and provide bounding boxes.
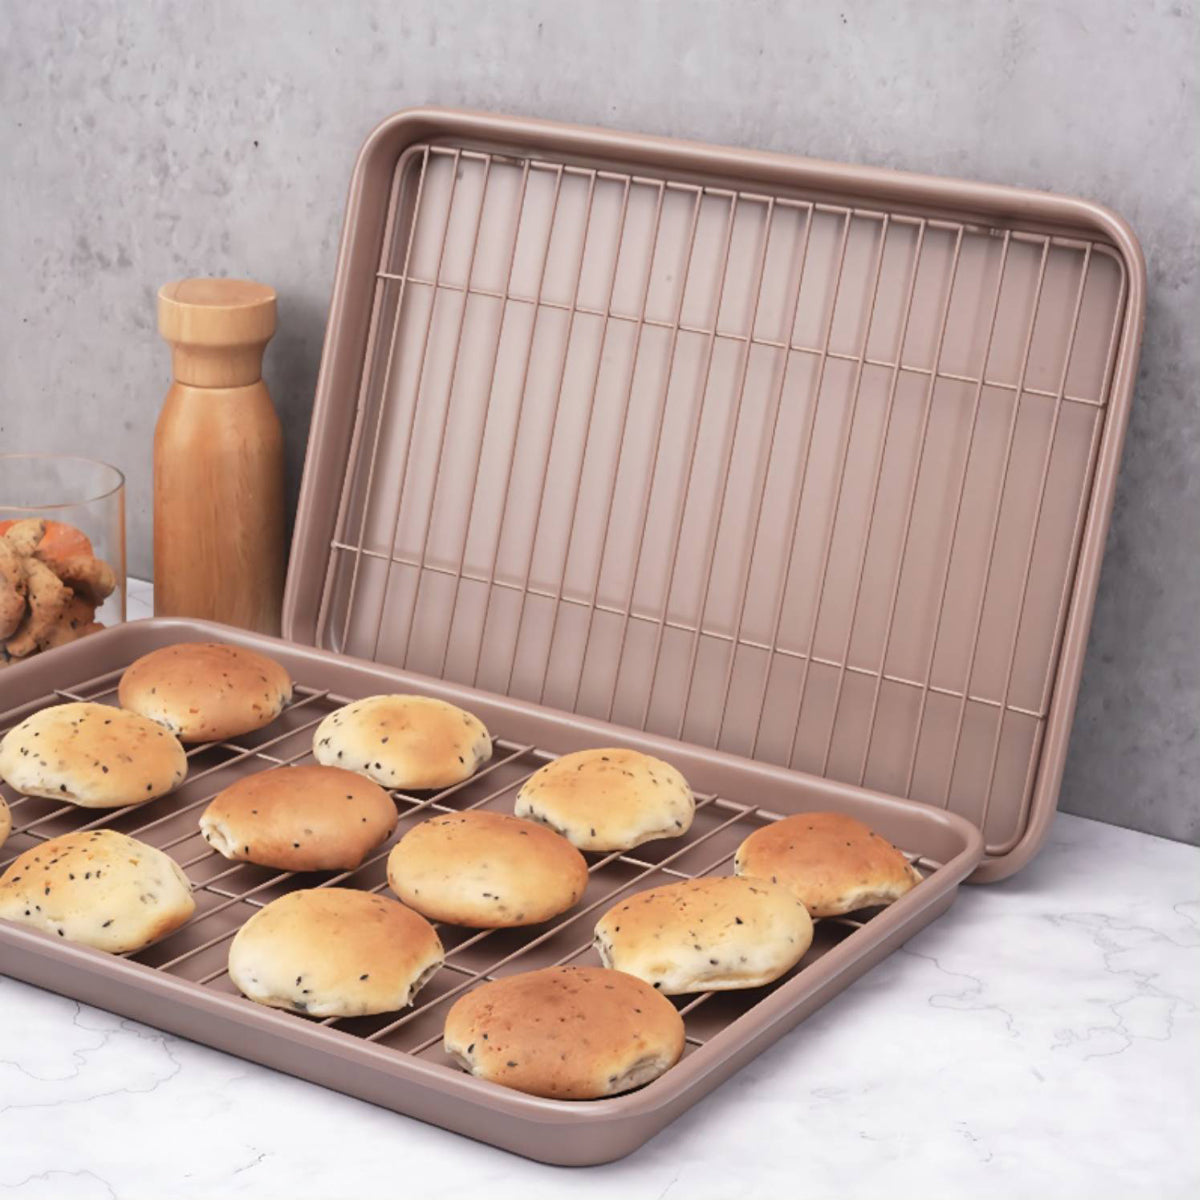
[2,0,1197,843]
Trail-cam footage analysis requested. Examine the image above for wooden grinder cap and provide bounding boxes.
[158,278,277,387]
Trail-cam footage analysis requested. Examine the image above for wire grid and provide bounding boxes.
[317,143,1127,855]
[0,667,938,1068]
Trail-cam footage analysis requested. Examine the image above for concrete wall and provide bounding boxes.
[2,0,1197,842]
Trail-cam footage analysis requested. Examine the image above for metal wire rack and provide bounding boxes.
[311,143,1128,859]
[1,669,936,1068]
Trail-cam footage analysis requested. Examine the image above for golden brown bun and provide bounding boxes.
[0,830,194,952]
[118,642,293,743]
[734,811,922,917]
[200,764,398,871]
[387,810,587,928]
[0,702,188,808]
[228,887,443,1017]
[312,694,491,790]
[594,875,813,994]
[514,747,694,852]
[0,795,11,850]
[443,966,684,1099]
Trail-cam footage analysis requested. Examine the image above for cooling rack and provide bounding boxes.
[0,620,982,1163]
[287,112,1143,881]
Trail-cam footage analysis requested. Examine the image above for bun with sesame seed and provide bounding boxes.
[387,810,587,928]
[443,966,684,1099]
[199,764,397,871]
[594,876,813,995]
[227,887,443,1018]
[514,747,694,852]
[0,702,187,809]
[118,641,292,743]
[734,811,922,917]
[0,830,194,952]
[312,694,491,791]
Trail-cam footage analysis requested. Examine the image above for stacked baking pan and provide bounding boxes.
[0,109,1144,1163]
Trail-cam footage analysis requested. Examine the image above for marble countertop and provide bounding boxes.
[2,588,1197,1198]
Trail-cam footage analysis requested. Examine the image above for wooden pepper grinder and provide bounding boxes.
[154,278,285,635]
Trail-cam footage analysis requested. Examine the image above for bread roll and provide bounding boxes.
[0,702,187,808]
[443,966,684,1099]
[228,887,443,1017]
[313,694,491,791]
[734,811,921,917]
[594,875,813,994]
[118,642,292,743]
[0,830,194,952]
[387,810,587,928]
[200,764,398,871]
[0,795,10,850]
[514,747,694,852]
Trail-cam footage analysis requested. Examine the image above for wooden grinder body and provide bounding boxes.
[154,279,285,635]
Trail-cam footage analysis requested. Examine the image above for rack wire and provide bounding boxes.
[313,144,1128,858]
[0,668,937,1068]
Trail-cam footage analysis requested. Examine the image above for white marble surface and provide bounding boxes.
[2,801,1197,1198]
